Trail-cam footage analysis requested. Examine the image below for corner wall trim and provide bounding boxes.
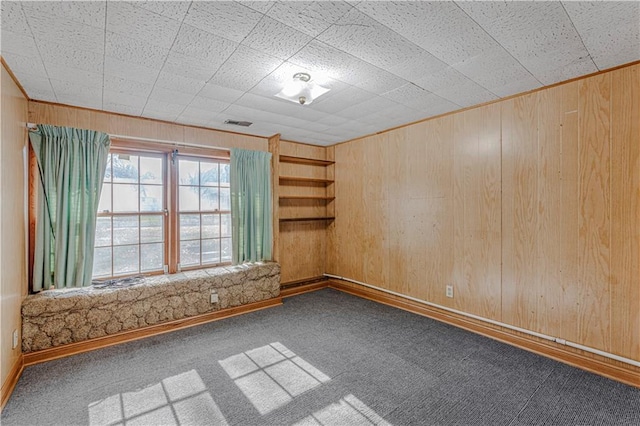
[22,297,282,367]
[1,355,24,411]
[327,278,640,388]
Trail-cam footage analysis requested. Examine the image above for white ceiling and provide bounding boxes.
[1,1,639,146]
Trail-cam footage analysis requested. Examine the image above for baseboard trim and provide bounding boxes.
[23,297,282,367]
[1,355,24,411]
[328,280,640,388]
[281,280,329,298]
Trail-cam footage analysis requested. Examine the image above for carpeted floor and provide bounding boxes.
[2,288,639,425]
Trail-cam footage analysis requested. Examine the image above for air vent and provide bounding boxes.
[224,119,253,127]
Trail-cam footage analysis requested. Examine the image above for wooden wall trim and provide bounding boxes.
[328,279,640,388]
[22,297,282,367]
[0,356,24,411]
[280,280,329,298]
[0,56,29,101]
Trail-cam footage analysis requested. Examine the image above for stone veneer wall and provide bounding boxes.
[22,262,280,353]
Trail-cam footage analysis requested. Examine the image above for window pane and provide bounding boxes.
[220,163,230,187]
[220,188,230,211]
[113,184,139,212]
[202,239,220,264]
[113,216,139,245]
[95,217,112,247]
[221,238,232,262]
[180,214,200,240]
[179,186,199,211]
[93,247,112,277]
[114,245,139,274]
[179,159,199,185]
[140,185,163,212]
[201,187,219,211]
[104,155,112,182]
[202,214,220,239]
[180,240,200,266]
[221,214,231,238]
[98,185,112,213]
[112,154,139,183]
[141,243,163,272]
[140,156,162,184]
[200,162,218,186]
[141,215,163,243]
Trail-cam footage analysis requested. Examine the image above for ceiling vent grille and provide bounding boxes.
[224,119,253,127]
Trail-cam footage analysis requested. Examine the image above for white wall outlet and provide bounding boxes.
[446,285,454,298]
[210,292,219,304]
[12,329,19,349]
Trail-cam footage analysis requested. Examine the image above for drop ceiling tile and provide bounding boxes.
[148,86,194,106]
[458,1,598,85]
[103,101,144,117]
[172,24,238,63]
[239,1,276,14]
[22,1,106,29]
[107,2,181,49]
[1,1,31,36]
[209,45,283,92]
[563,1,640,70]
[163,52,219,81]
[132,1,192,21]
[266,1,353,38]
[356,1,499,65]
[386,49,449,85]
[242,16,313,60]
[337,96,404,121]
[0,31,38,56]
[184,1,263,43]
[24,87,57,103]
[45,66,103,89]
[199,83,245,104]
[104,76,153,99]
[155,72,206,96]
[309,85,377,114]
[187,96,231,114]
[28,15,105,53]
[235,93,306,118]
[382,84,460,115]
[103,90,148,111]
[38,41,104,74]
[18,75,53,94]
[56,94,102,111]
[315,115,350,128]
[105,32,169,69]
[452,47,541,97]
[177,107,219,126]
[2,52,48,79]
[413,67,498,107]
[143,99,186,122]
[104,57,160,85]
[50,79,102,100]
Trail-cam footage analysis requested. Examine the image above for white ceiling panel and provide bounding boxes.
[209,45,282,92]
[2,1,638,146]
[458,1,598,85]
[184,1,263,43]
[563,1,640,70]
[266,1,353,38]
[241,16,313,60]
[21,1,106,29]
[106,2,181,49]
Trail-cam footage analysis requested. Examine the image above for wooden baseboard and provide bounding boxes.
[23,297,282,367]
[281,280,329,298]
[1,355,24,411]
[328,280,640,388]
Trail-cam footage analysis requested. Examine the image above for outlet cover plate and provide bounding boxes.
[446,285,454,298]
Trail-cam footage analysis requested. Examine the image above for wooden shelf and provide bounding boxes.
[279,196,335,201]
[279,216,335,222]
[279,155,334,166]
[279,176,334,184]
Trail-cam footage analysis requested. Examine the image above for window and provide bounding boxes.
[94,152,166,278]
[91,144,231,280]
[178,157,232,268]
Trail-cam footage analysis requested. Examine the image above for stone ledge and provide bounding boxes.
[22,262,280,353]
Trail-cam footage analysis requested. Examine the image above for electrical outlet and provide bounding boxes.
[210,292,219,304]
[446,285,454,298]
[12,329,18,349]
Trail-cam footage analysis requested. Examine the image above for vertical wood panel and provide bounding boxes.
[610,65,640,359]
[577,74,611,351]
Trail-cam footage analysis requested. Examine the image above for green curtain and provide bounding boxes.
[29,125,110,291]
[230,148,273,264]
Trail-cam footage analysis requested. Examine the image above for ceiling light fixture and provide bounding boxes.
[275,72,330,105]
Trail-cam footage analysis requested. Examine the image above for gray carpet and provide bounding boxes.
[2,288,639,425]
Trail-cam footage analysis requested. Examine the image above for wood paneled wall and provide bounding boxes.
[328,63,640,363]
[28,101,268,151]
[1,63,28,393]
